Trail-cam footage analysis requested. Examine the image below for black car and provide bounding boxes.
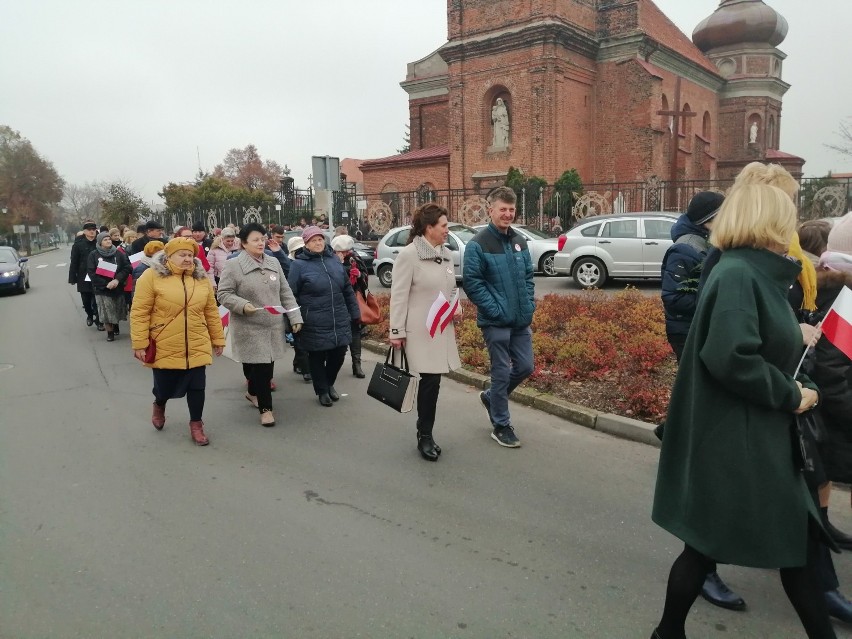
[0,247,30,294]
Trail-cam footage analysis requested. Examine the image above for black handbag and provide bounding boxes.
[792,413,818,474]
[367,346,418,413]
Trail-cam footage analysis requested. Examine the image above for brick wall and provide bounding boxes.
[448,0,596,40]
[409,97,449,151]
[362,161,450,195]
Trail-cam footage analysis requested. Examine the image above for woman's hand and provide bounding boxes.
[795,387,819,414]
[390,338,406,349]
[133,349,147,362]
[213,346,224,357]
[799,323,821,347]
[267,239,281,253]
[244,302,258,315]
[106,279,119,290]
[291,323,302,333]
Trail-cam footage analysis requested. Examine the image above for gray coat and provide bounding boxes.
[217,251,303,364]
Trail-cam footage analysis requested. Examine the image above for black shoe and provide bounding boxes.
[303,373,312,383]
[86,316,94,327]
[825,589,852,623]
[318,393,332,407]
[827,520,852,551]
[328,386,340,402]
[654,422,665,441]
[417,434,439,462]
[491,425,521,448]
[700,571,746,611]
[352,362,365,378]
[96,323,105,332]
[113,325,120,336]
[106,331,115,342]
[480,391,493,424]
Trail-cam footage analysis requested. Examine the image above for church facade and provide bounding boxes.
[360,0,804,203]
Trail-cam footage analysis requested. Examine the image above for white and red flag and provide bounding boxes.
[264,305,300,314]
[821,286,852,359]
[128,251,145,268]
[218,305,230,328]
[95,260,118,278]
[426,290,460,338]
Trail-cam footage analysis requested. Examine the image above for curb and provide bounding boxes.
[362,339,660,449]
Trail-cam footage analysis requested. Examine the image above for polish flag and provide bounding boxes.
[218,305,230,328]
[128,251,145,268]
[439,290,461,333]
[821,286,852,360]
[264,305,300,314]
[95,260,117,278]
[427,291,459,338]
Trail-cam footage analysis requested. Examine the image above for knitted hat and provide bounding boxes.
[686,191,725,225]
[145,219,164,231]
[302,225,324,243]
[331,235,354,252]
[827,213,852,254]
[287,236,305,255]
[96,231,111,247]
[164,237,199,257]
[143,240,165,257]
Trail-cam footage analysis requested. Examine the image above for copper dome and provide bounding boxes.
[692,0,788,52]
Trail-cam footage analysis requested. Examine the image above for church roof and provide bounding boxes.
[638,0,720,76]
[693,0,788,53]
[766,149,804,162]
[360,144,450,168]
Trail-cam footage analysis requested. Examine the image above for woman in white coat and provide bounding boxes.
[389,203,462,461]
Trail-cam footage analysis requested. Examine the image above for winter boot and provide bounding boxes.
[189,420,209,446]
[351,334,365,378]
[152,402,166,430]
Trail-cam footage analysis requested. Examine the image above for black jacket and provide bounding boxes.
[86,249,131,297]
[660,215,711,337]
[69,236,97,293]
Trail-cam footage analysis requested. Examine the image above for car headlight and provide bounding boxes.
[1,270,19,277]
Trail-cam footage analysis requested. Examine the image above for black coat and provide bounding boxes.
[287,245,360,352]
[69,236,97,292]
[86,249,131,297]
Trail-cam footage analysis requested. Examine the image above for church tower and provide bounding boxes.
[693,0,804,179]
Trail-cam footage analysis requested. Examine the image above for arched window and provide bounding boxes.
[484,85,511,150]
[702,112,712,140]
[768,116,776,149]
[682,103,693,139]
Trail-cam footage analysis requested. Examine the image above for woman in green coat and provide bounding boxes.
[650,184,834,639]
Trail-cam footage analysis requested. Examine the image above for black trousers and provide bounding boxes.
[308,347,347,395]
[416,373,442,436]
[243,362,274,411]
[80,292,98,322]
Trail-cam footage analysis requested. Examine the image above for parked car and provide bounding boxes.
[373,223,478,287]
[473,224,560,276]
[553,212,678,288]
[0,246,30,294]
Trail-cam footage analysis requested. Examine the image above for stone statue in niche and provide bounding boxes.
[749,121,759,144]
[491,98,510,149]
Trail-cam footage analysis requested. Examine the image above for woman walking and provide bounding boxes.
[287,236,311,383]
[331,234,369,378]
[130,237,225,446]
[651,184,835,639]
[287,226,360,407]
[86,231,131,342]
[217,223,302,427]
[208,226,240,288]
[389,203,461,461]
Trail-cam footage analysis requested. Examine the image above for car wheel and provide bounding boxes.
[540,252,558,277]
[25,274,30,289]
[18,277,27,294]
[377,264,393,288]
[572,257,607,289]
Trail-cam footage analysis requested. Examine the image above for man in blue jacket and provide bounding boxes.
[463,187,535,448]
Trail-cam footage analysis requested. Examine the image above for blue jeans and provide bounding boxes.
[481,325,534,428]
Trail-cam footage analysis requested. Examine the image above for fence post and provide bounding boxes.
[521,187,526,225]
[539,186,544,230]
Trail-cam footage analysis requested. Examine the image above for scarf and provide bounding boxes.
[413,235,446,263]
[788,234,816,311]
[95,232,117,258]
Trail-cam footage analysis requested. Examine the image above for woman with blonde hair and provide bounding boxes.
[651,184,835,639]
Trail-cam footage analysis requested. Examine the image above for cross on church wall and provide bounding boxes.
[656,77,696,209]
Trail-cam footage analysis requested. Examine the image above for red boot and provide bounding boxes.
[189,420,209,446]
[152,403,165,430]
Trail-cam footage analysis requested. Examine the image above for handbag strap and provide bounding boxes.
[385,345,410,372]
[151,279,196,339]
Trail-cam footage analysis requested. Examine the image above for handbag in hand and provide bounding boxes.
[356,289,381,325]
[367,346,418,413]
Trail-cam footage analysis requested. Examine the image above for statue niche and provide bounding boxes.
[490,97,510,150]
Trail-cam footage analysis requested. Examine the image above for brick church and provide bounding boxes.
[360,0,804,200]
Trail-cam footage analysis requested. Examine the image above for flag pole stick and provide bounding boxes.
[793,319,823,379]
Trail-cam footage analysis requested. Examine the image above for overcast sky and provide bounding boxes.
[2,0,849,205]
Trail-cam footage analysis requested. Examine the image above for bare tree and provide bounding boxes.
[826,117,852,158]
[60,182,105,230]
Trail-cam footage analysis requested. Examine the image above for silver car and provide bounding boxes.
[553,212,678,288]
[474,224,561,276]
[373,223,478,288]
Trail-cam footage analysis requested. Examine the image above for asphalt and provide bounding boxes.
[1,250,850,639]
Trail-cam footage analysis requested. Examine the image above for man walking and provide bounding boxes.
[463,187,535,448]
[68,221,101,329]
[130,220,165,255]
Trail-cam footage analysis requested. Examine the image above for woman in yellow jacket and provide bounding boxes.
[130,237,226,446]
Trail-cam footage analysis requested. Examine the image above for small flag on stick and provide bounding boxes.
[264,305,299,314]
[821,286,852,360]
[95,260,118,278]
[218,305,230,328]
[128,251,145,268]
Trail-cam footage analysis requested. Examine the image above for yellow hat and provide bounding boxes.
[143,240,165,257]
[164,237,199,258]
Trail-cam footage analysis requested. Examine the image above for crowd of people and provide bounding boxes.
[65,163,852,637]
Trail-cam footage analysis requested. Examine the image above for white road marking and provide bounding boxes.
[56,263,67,267]
[36,264,48,269]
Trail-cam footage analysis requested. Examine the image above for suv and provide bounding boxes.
[373,223,478,287]
[553,212,678,288]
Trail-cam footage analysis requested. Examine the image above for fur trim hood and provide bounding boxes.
[149,251,207,280]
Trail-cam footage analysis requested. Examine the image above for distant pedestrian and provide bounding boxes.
[130,237,225,446]
[130,219,165,255]
[208,227,240,287]
[463,186,535,448]
[191,221,212,253]
[86,232,131,342]
[287,236,311,382]
[132,240,164,287]
[68,221,101,329]
[389,203,461,461]
[331,234,369,378]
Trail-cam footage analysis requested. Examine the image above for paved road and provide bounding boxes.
[2,251,851,638]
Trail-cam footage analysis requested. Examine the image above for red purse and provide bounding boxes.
[356,290,381,325]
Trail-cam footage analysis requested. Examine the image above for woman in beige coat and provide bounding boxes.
[389,203,462,461]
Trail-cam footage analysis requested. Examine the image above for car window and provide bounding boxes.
[601,220,638,239]
[386,229,410,247]
[446,235,459,251]
[644,219,675,240]
[0,249,17,263]
[447,224,477,244]
[579,223,602,237]
[520,227,550,240]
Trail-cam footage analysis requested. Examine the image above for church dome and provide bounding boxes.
[692,0,788,52]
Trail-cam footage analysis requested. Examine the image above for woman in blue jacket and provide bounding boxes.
[287,226,360,406]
